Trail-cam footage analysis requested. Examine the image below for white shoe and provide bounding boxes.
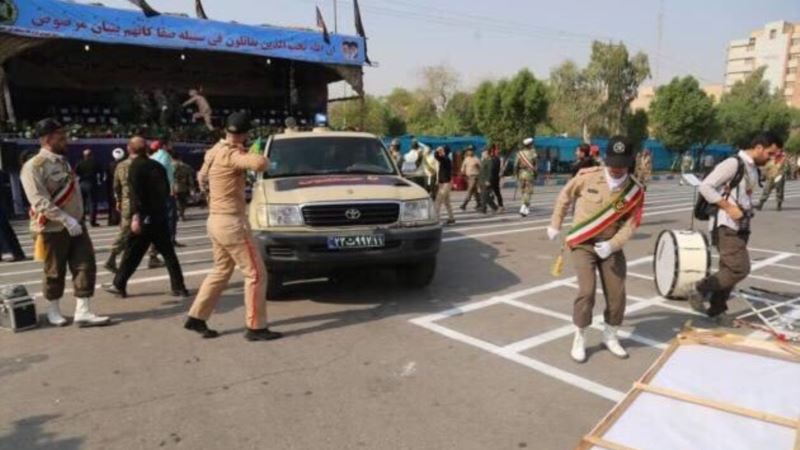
[47,300,68,327]
[603,325,629,359]
[519,205,529,217]
[571,328,587,363]
[73,298,111,328]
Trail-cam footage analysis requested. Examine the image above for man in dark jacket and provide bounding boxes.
[489,147,505,213]
[433,146,455,225]
[479,151,498,214]
[75,149,100,227]
[103,136,188,299]
[571,143,598,177]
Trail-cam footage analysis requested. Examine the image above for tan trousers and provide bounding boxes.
[571,245,627,328]
[434,183,454,221]
[189,215,268,330]
[461,175,481,208]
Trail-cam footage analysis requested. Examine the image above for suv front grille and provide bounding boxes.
[302,203,400,227]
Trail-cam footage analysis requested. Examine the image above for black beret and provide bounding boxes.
[35,118,64,138]
[605,135,634,168]
[226,111,252,135]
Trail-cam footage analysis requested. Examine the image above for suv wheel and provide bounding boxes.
[266,271,284,300]
[399,257,437,289]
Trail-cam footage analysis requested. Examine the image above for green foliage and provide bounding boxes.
[624,109,650,151]
[547,60,604,139]
[328,95,406,136]
[586,41,651,135]
[717,67,793,148]
[649,76,717,152]
[785,133,800,155]
[473,70,549,153]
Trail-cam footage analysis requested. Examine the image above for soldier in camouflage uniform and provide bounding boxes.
[514,138,538,217]
[173,154,195,221]
[105,144,136,274]
[757,150,790,211]
[634,149,653,186]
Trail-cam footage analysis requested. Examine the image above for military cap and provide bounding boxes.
[35,118,64,138]
[523,137,534,147]
[605,136,634,168]
[226,111,252,134]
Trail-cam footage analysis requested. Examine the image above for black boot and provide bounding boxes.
[244,328,283,341]
[104,255,118,274]
[184,317,220,339]
[102,283,127,298]
[777,202,782,211]
[171,288,191,299]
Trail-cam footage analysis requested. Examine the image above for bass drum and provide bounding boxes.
[654,230,711,299]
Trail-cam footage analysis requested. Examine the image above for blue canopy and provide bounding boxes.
[0,0,366,66]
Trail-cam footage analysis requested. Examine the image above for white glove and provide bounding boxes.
[546,227,560,241]
[64,216,83,237]
[594,241,613,260]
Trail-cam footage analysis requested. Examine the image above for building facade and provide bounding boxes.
[725,21,800,107]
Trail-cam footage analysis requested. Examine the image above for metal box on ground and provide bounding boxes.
[0,285,38,332]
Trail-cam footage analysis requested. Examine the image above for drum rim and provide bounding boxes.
[654,229,680,298]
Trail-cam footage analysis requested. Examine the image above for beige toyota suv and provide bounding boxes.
[249,131,442,297]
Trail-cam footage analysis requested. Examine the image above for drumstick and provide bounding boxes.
[551,241,565,278]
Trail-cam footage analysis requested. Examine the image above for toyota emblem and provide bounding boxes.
[345,208,362,220]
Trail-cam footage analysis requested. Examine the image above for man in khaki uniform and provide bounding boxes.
[459,146,482,211]
[185,112,283,341]
[756,151,789,211]
[547,136,644,363]
[515,138,538,217]
[635,148,653,186]
[20,119,111,327]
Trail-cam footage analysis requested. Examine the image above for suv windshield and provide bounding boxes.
[266,136,397,178]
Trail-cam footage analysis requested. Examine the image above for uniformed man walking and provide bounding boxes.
[185,112,283,341]
[547,136,645,362]
[20,119,111,327]
[515,138,538,217]
[635,148,653,186]
[105,145,136,273]
[756,150,789,211]
[173,154,195,222]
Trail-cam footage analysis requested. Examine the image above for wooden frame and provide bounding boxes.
[576,328,800,450]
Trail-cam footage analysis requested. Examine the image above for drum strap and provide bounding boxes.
[566,180,644,248]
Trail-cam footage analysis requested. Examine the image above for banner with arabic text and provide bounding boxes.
[0,0,366,66]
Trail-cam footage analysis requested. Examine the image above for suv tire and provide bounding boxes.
[266,271,285,300]
[399,257,437,289]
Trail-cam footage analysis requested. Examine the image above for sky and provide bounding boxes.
[75,0,800,95]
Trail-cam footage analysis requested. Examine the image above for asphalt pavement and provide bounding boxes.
[2,180,800,450]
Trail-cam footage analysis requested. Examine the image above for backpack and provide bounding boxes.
[693,156,745,221]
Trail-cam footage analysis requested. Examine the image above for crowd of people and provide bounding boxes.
[8,114,283,341]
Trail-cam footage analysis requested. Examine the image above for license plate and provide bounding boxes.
[327,235,385,250]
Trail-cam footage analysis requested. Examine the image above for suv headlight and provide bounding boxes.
[400,199,434,225]
[265,204,304,227]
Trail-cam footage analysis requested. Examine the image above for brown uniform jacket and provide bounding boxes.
[20,148,84,233]
[549,167,638,252]
[199,140,267,216]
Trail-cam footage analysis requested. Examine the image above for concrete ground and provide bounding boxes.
[1,180,799,450]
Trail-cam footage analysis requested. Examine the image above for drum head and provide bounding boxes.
[654,230,677,297]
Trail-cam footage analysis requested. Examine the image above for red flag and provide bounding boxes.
[126,0,160,17]
[316,6,330,44]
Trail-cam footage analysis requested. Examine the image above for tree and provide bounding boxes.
[328,95,405,136]
[786,133,800,155]
[649,76,717,153]
[586,41,651,135]
[717,67,793,148]
[624,109,650,151]
[436,91,479,135]
[418,64,460,113]
[547,60,604,139]
[473,69,549,153]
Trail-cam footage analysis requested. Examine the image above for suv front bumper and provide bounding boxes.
[255,225,442,275]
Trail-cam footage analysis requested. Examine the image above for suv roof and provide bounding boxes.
[271,131,379,141]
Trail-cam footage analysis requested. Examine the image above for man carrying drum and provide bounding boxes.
[687,133,781,327]
[547,136,645,363]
